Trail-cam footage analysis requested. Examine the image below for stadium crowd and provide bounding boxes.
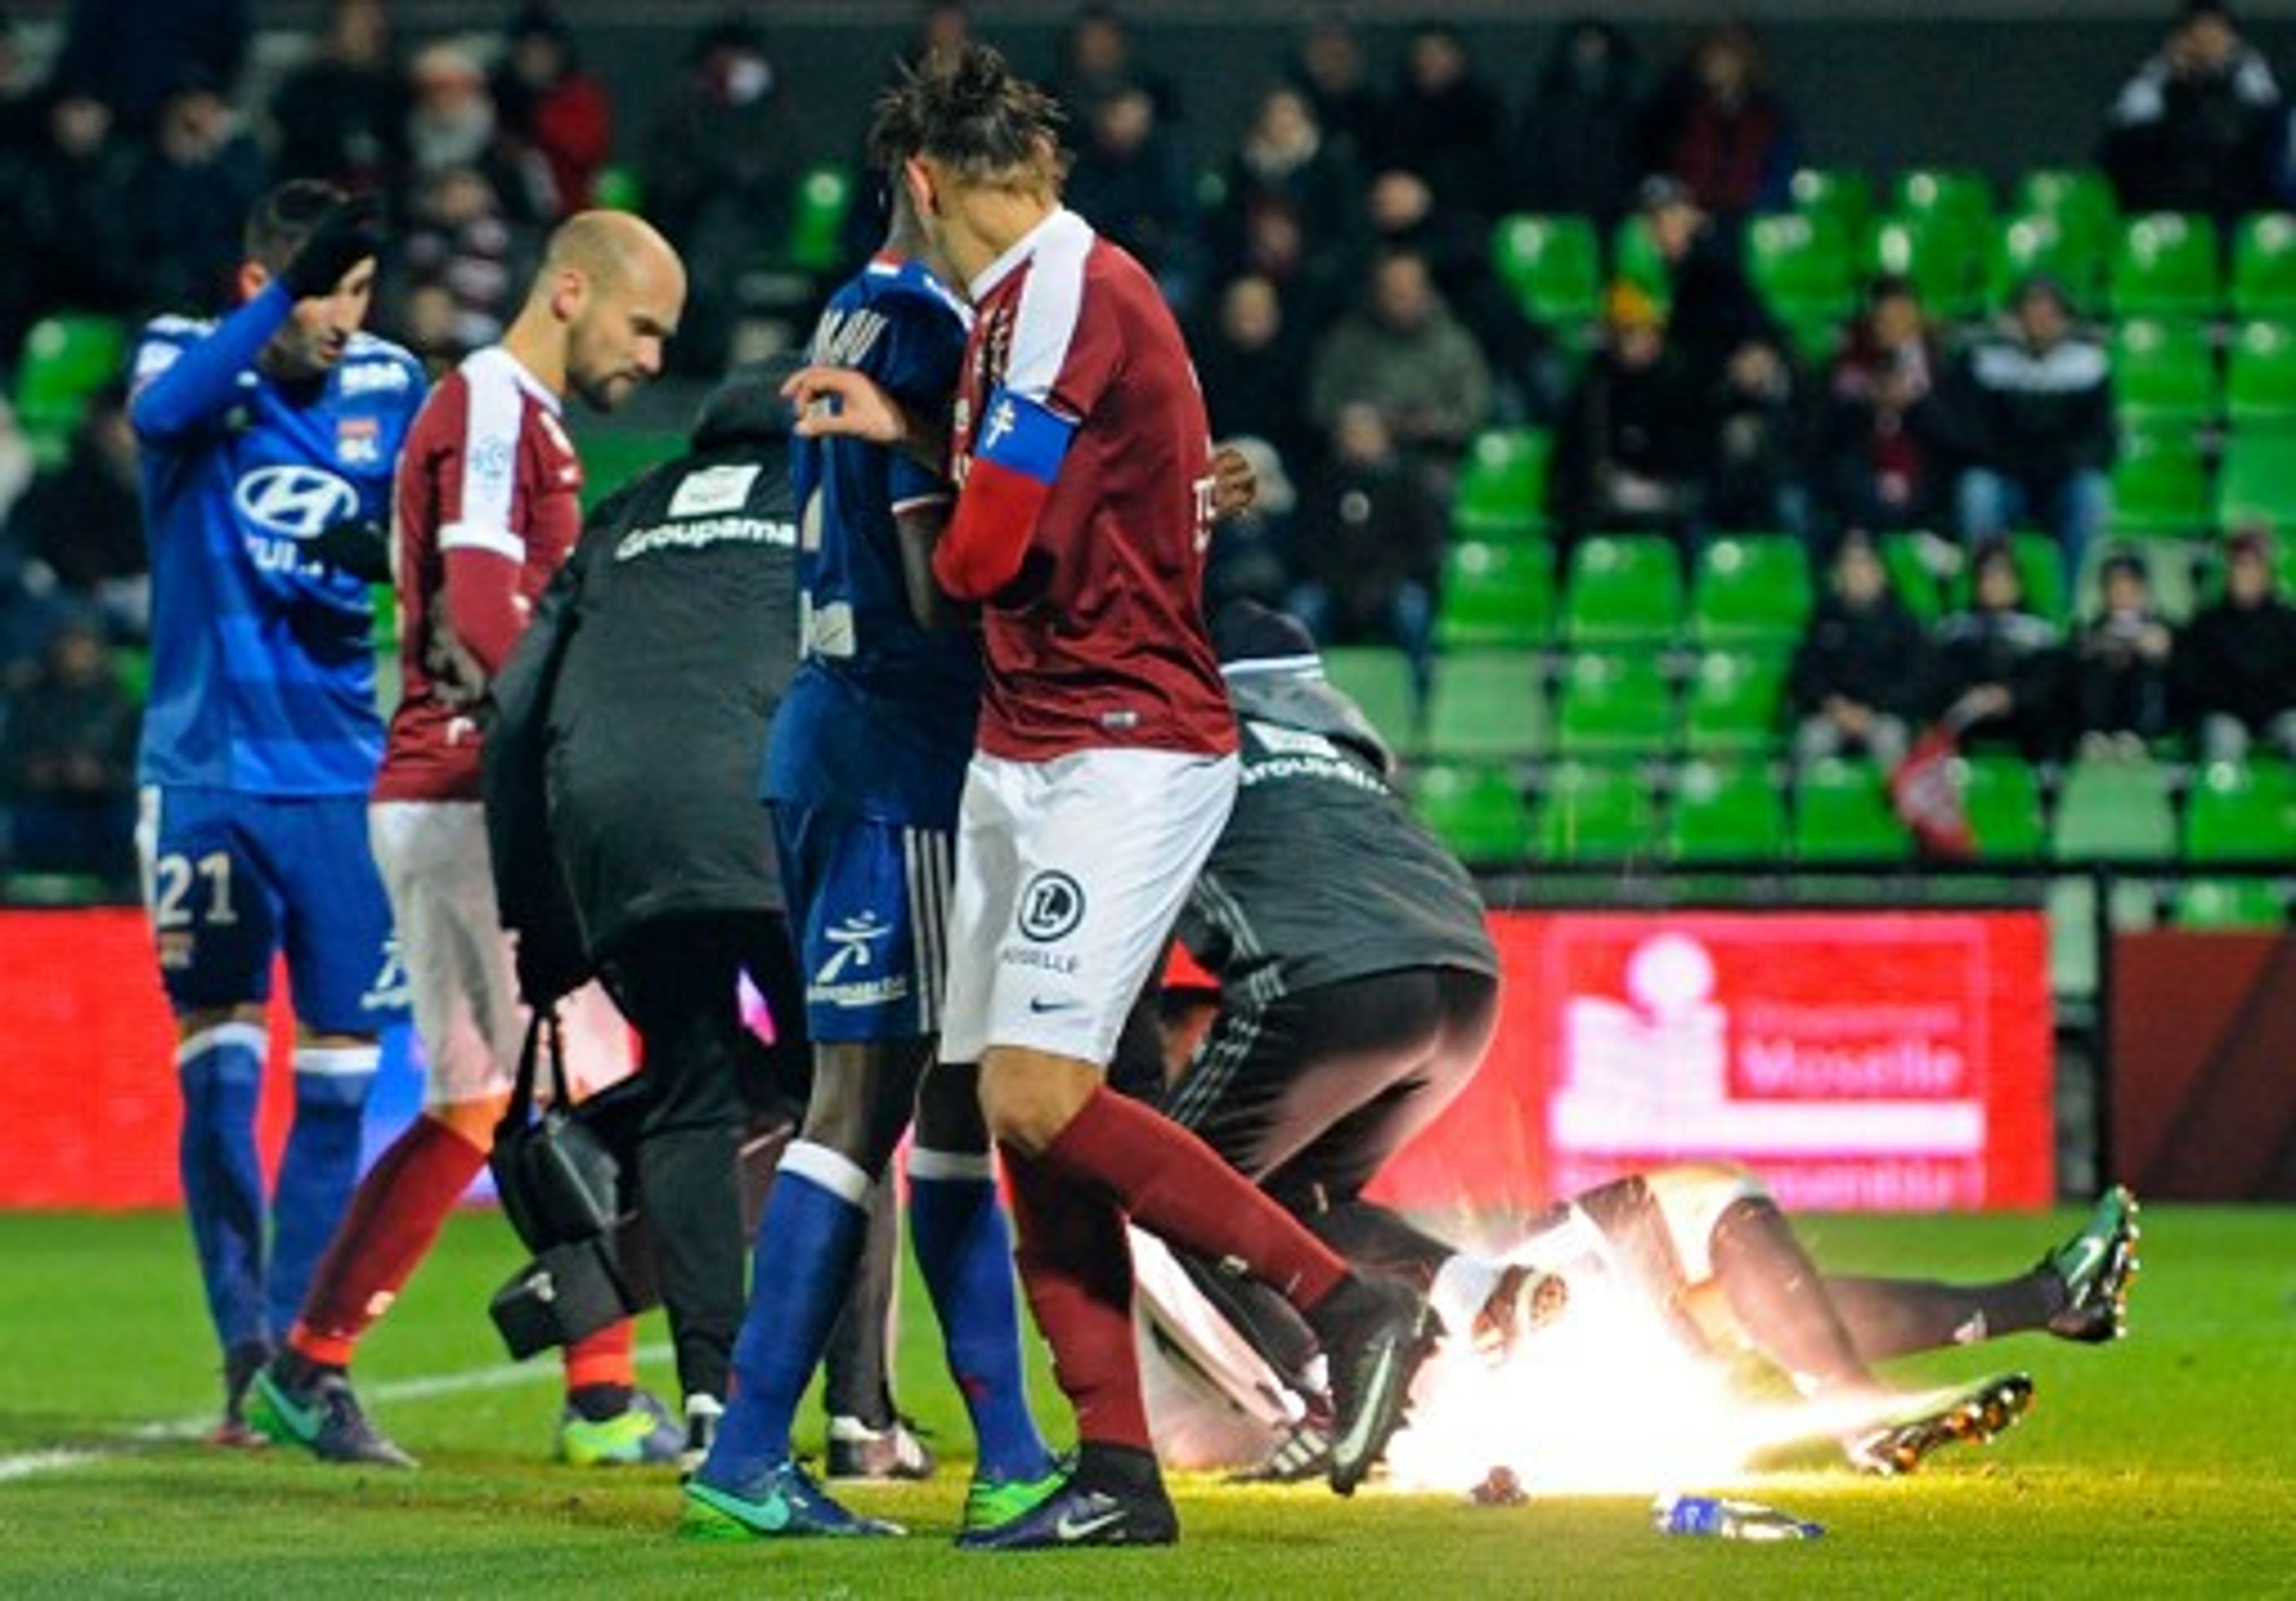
[4,0,2296,885]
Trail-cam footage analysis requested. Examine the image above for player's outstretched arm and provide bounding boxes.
[129,286,299,444]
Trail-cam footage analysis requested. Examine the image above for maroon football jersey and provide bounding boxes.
[951,209,1236,763]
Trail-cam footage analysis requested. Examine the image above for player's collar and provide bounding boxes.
[970,206,1086,301]
[468,344,563,414]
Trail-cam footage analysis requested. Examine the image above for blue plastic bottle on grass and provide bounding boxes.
[1651,1494,1824,1541]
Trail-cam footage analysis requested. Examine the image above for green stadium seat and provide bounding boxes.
[1452,428,1552,542]
[1950,530,2068,624]
[1323,645,1419,748]
[1423,649,1547,761]
[1868,215,1989,319]
[2231,212,2296,321]
[1554,648,1674,756]
[591,162,643,213]
[1793,755,1911,861]
[2053,752,2176,861]
[1564,533,1683,643]
[1746,212,1855,333]
[2112,212,2221,320]
[2225,319,2296,430]
[1790,167,1873,252]
[1891,169,1995,231]
[1412,762,1534,864]
[2218,432,2296,529]
[784,164,855,274]
[1667,758,1787,861]
[1692,535,1812,644]
[2184,758,2296,859]
[1955,754,2047,861]
[1491,214,1602,328]
[2016,169,2118,235]
[2172,877,2287,928]
[2107,428,2210,539]
[14,313,127,461]
[1682,647,1786,754]
[1879,533,1949,624]
[1996,214,2110,313]
[2112,316,2216,430]
[1436,539,1554,648]
[1608,216,1672,308]
[1535,760,1655,861]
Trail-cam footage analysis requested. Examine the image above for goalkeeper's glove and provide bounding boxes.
[280,193,386,300]
[311,516,392,583]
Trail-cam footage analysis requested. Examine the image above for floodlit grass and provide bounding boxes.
[0,1206,2290,1597]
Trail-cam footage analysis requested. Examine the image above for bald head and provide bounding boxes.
[514,209,687,413]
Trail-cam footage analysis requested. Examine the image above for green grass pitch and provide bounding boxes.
[1,1204,2291,1598]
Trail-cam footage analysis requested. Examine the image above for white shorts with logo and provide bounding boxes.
[369,800,635,1109]
[939,747,1238,1067]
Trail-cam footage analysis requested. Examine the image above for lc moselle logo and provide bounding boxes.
[1016,870,1086,943]
[236,464,358,572]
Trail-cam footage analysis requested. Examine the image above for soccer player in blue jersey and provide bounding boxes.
[129,182,428,1443]
[682,124,1061,1542]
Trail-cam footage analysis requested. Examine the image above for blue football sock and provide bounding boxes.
[908,1148,1054,1483]
[176,1022,269,1352]
[704,1141,871,1486]
[268,1044,377,1337]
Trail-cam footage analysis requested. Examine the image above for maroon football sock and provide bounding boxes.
[1038,1086,1351,1313]
[1003,1145,1151,1453]
[288,1116,487,1367]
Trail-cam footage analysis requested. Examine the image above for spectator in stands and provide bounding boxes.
[1510,17,1642,231]
[492,4,613,217]
[0,611,138,886]
[1288,404,1443,704]
[1195,274,1312,478]
[1287,14,1382,164]
[10,86,145,325]
[2,381,147,642]
[640,17,796,376]
[1926,540,2067,760]
[2101,0,2280,227]
[1205,435,1296,615]
[1375,22,1509,219]
[900,1,975,73]
[1815,275,1949,539]
[1788,530,1927,771]
[404,39,554,225]
[1212,84,1361,303]
[1640,175,1776,397]
[129,74,270,314]
[396,164,532,359]
[1705,336,1807,538]
[1064,82,1200,310]
[53,0,249,138]
[1634,22,1799,220]
[2073,550,2176,751]
[1307,247,1492,489]
[1054,3,1179,127]
[1552,282,1703,546]
[1936,276,2115,578]
[2177,527,2296,761]
[0,8,43,148]
[268,0,405,194]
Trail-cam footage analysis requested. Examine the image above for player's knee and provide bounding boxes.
[176,1004,267,1042]
[978,1049,1097,1155]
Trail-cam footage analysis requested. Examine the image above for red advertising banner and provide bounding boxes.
[1370,910,2055,1217]
[3,907,2054,1213]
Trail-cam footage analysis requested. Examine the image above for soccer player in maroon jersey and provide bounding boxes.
[247,213,689,1468]
[783,45,1437,1546]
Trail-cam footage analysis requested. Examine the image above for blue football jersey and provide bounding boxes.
[765,254,982,825]
[131,284,426,795]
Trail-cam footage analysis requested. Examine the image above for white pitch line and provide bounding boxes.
[0,1343,674,1485]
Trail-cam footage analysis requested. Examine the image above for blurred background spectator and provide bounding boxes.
[53,0,249,138]
[1054,3,1179,130]
[1210,84,1361,314]
[1064,81,1199,310]
[1193,273,1311,478]
[1308,246,1492,491]
[267,0,404,194]
[1373,22,1507,222]
[1928,539,2068,760]
[491,4,612,218]
[2,380,145,643]
[1552,282,1702,547]
[1510,17,1641,231]
[394,164,531,362]
[1288,403,1443,703]
[0,611,137,887]
[1790,531,1928,771]
[1815,276,1947,541]
[1286,14,1381,164]
[1634,22,1798,221]
[2102,0,2281,227]
[404,38,553,225]
[2178,528,2296,762]
[128,74,268,315]
[2074,551,2176,751]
